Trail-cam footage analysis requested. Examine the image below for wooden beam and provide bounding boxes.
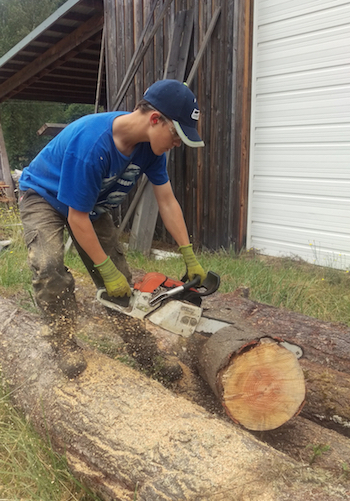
[185,7,221,87]
[94,24,105,113]
[230,0,254,250]
[0,13,103,102]
[37,123,67,137]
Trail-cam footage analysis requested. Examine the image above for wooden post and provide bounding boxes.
[0,122,15,202]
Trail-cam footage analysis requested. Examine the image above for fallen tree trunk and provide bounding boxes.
[0,297,348,501]
[202,293,350,435]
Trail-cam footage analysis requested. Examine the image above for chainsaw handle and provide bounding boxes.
[149,275,201,307]
[183,274,201,290]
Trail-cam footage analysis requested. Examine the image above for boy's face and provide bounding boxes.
[149,112,182,156]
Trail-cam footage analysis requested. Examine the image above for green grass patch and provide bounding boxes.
[1,201,350,325]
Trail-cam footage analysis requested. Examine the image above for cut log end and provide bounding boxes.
[220,340,306,431]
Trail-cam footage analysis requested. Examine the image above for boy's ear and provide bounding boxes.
[150,111,160,125]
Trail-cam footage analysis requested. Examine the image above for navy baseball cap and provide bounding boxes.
[143,79,204,147]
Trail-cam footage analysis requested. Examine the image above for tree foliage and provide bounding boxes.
[0,0,67,56]
[0,0,96,170]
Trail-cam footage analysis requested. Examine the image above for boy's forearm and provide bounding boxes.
[67,207,107,265]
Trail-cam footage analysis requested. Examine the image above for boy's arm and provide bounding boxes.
[67,208,107,264]
[152,182,206,283]
[152,181,190,246]
[67,208,131,297]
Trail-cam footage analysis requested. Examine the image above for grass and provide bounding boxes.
[0,379,100,501]
[127,247,350,327]
[1,203,350,498]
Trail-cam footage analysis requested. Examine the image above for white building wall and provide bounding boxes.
[247,0,350,269]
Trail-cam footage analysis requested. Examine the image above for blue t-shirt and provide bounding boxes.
[19,112,169,219]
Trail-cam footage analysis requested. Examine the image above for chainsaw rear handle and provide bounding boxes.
[149,275,201,306]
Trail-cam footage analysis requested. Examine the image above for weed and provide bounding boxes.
[340,462,349,480]
[306,443,331,465]
[133,481,139,500]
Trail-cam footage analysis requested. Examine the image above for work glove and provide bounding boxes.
[179,244,206,285]
[94,256,131,297]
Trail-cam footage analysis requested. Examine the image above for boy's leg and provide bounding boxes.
[19,189,76,317]
[68,211,132,289]
[19,189,86,378]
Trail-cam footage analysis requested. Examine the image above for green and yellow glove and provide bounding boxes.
[179,244,206,285]
[94,256,131,297]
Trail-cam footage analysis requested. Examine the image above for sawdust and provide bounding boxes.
[73,272,226,416]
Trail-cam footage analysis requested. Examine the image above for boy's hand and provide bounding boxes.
[94,256,131,297]
[179,244,206,285]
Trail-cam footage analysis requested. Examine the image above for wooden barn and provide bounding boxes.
[0,0,349,269]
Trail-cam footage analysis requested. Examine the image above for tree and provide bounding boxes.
[0,0,95,170]
[0,0,67,56]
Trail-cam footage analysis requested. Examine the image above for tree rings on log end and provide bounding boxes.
[220,340,306,431]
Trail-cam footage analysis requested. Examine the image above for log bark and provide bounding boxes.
[203,293,350,435]
[253,415,350,479]
[0,297,348,501]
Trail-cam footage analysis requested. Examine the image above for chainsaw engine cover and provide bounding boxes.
[147,300,202,337]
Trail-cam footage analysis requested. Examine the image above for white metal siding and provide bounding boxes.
[247,0,350,269]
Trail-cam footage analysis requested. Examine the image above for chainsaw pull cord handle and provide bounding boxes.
[149,275,201,307]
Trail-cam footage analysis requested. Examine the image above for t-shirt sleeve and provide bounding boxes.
[144,152,169,185]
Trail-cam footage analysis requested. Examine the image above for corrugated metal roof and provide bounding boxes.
[0,0,105,105]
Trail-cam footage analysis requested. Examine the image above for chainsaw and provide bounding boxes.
[96,271,303,358]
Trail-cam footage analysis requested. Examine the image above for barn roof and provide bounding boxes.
[0,0,105,105]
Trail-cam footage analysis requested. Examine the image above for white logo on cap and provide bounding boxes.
[191,109,200,121]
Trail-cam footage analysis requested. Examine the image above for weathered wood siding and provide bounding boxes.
[104,0,252,251]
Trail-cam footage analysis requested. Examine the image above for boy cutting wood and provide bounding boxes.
[19,79,206,378]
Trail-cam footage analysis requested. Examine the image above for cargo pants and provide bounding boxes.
[19,189,132,319]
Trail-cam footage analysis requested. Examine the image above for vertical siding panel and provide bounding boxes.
[154,1,164,82]
[104,0,118,109]
[143,1,154,90]
[124,0,135,110]
[115,0,126,108]
[134,0,144,102]
[231,0,252,250]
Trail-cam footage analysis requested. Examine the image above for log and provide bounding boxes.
[196,325,305,431]
[203,293,350,371]
[203,293,350,435]
[253,415,350,480]
[0,297,348,501]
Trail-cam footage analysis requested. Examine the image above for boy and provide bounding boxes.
[19,79,206,378]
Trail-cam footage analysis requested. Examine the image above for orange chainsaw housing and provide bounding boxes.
[133,272,184,293]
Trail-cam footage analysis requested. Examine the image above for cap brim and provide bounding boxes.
[173,120,205,148]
